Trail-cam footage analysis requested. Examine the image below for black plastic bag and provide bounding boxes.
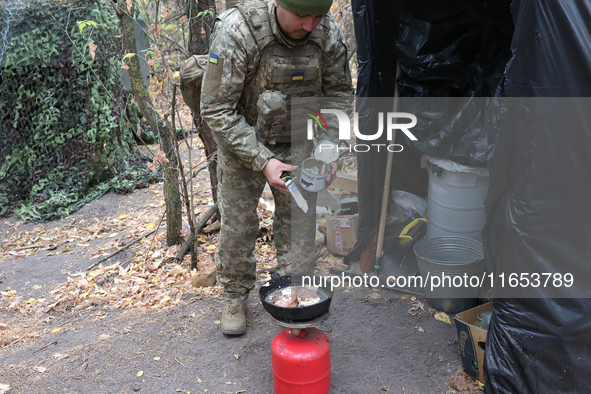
[396,9,513,98]
[483,1,591,391]
[395,9,513,165]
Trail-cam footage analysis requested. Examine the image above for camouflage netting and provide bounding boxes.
[0,0,160,222]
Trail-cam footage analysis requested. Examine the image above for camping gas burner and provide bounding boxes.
[270,311,331,329]
[270,311,332,392]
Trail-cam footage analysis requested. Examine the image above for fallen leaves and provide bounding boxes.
[0,168,241,321]
[2,198,174,267]
[167,266,186,277]
[434,311,452,324]
[0,313,42,347]
[202,220,221,234]
[33,366,47,373]
[408,299,426,316]
[363,292,382,302]
[8,250,32,258]
[88,41,97,63]
[313,253,347,276]
[448,371,483,392]
[191,261,216,288]
[41,255,204,312]
[1,289,17,298]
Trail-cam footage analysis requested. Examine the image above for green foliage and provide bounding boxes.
[196,10,215,19]
[77,20,99,33]
[0,0,161,222]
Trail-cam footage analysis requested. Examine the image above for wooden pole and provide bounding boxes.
[374,65,401,273]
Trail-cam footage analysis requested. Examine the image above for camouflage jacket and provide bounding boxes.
[200,0,354,172]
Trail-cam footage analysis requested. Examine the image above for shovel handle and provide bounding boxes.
[376,64,401,262]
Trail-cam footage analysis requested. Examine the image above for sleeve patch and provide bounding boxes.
[292,72,304,81]
[202,56,225,98]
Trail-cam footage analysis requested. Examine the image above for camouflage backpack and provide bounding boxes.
[180,54,209,115]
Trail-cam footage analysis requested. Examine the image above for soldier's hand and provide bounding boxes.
[325,161,338,187]
[262,158,297,193]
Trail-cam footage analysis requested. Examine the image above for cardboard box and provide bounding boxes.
[325,214,358,256]
[454,302,492,384]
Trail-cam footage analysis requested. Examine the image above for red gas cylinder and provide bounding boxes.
[271,327,331,394]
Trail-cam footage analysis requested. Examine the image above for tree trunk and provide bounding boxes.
[187,0,219,203]
[119,1,182,245]
[187,0,216,55]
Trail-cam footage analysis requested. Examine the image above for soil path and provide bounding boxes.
[1,288,462,393]
[0,169,478,394]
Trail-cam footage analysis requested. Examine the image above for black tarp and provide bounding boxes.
[347,0,420,264]
[482,1,591,391]
[351,0,591,391]
[395,9,512,165]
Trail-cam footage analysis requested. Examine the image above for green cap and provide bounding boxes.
[276,0,333,16]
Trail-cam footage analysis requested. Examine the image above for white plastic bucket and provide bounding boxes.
[300,158,329,192]
[424,156,489,241]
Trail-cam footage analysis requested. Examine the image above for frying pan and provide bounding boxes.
[259,274,333,322]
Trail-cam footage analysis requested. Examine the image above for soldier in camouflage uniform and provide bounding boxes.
[201,0,354,335]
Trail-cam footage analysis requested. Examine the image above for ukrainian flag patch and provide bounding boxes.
[292,72,304,81]
[209,54,219,64]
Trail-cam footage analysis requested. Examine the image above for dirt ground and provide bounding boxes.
[0,143,482,394]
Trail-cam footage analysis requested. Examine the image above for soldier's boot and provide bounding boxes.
[221,300,247,335]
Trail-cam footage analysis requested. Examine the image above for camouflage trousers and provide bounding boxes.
[215,142,317,303]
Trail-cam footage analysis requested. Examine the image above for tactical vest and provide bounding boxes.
[235,1,329,145]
